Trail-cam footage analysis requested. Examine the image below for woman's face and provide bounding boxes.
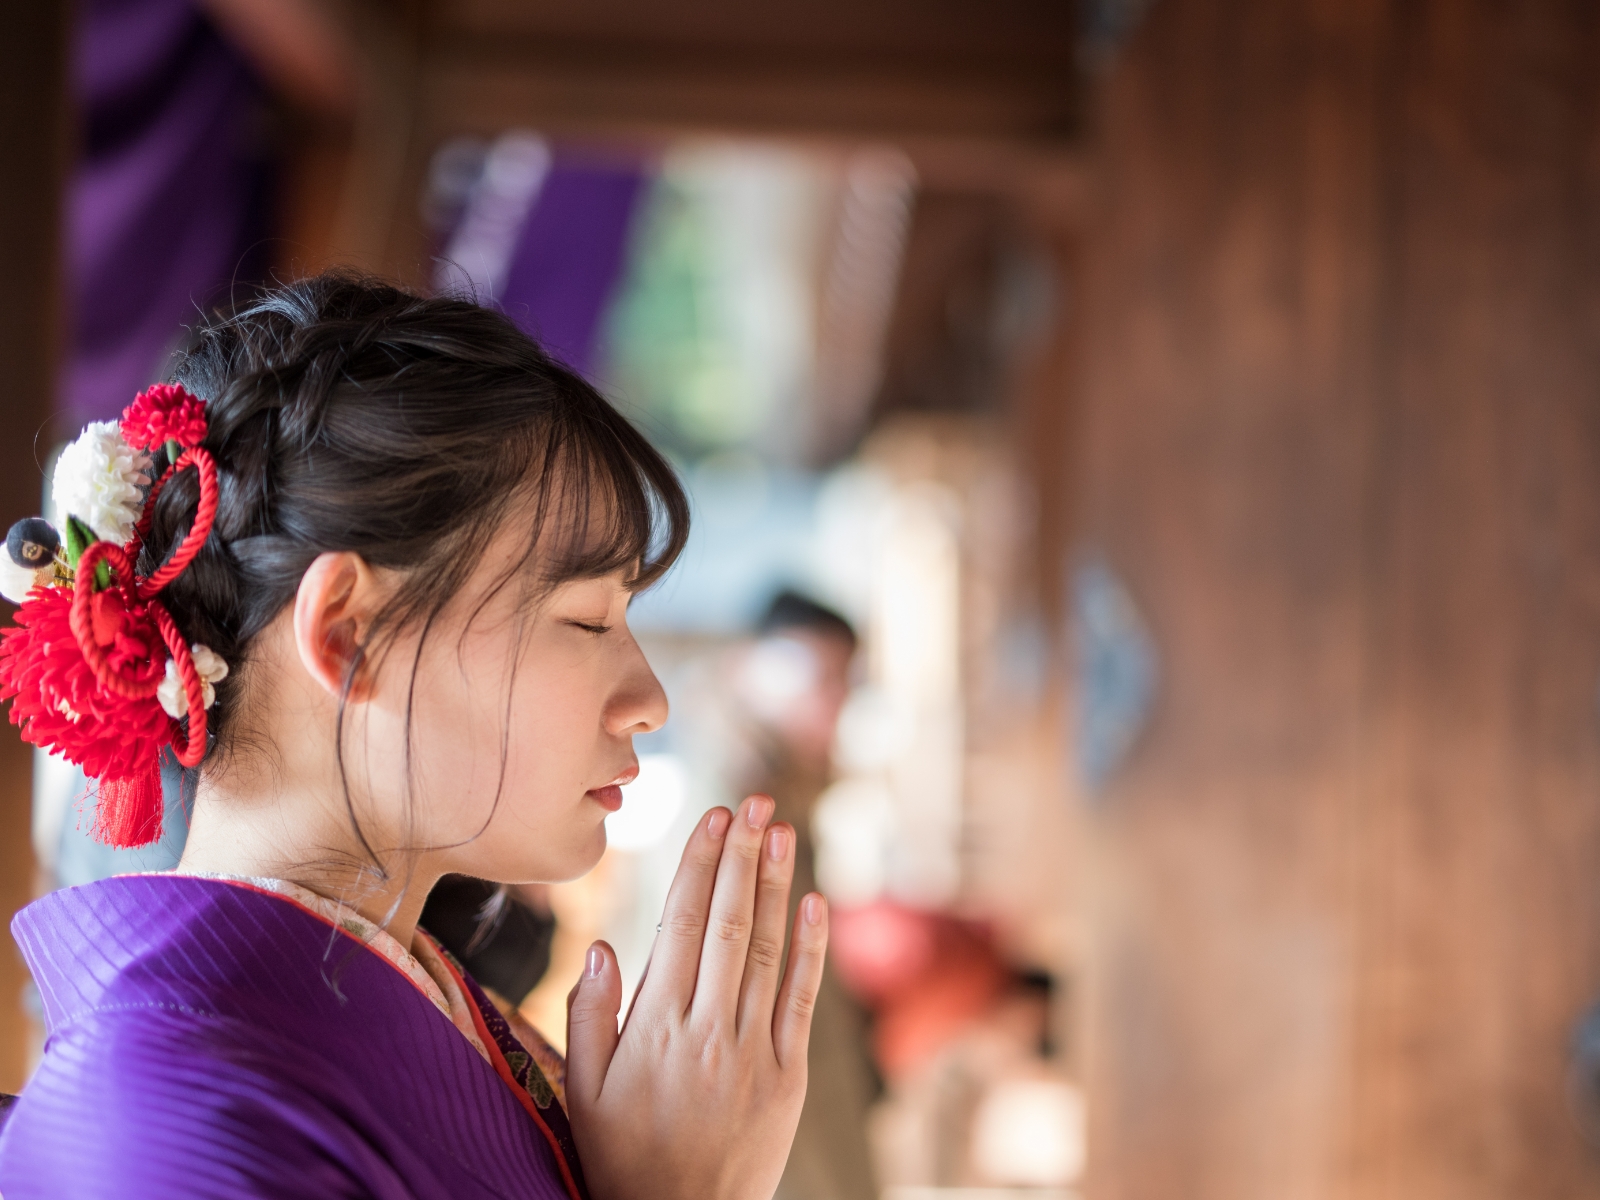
[352,526,668,884]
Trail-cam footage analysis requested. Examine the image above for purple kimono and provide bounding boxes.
[0,875,589,1199]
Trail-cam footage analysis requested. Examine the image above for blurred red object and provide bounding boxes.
[831,901,1009,1079]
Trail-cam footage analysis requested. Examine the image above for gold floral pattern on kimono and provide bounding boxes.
[428,940,566,1112]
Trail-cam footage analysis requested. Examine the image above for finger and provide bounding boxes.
[773,893,828,1070]
[635,807,732,1017]
[565,941,622,1111]
[620,933,655,1034]
[692,794,775,1026]
[737,821,796,1036]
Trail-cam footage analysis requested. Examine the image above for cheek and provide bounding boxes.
[500,672,597,803]
[471,657,618,881]
[399,632,611,854]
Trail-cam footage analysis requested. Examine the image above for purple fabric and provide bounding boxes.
[0,875,580,1199]
[65,0,272,428]
[453,966,587,1193]
[498,154,647,379]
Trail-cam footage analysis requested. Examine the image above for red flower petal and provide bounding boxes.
[120,383,208,451]
[0,585,175,794]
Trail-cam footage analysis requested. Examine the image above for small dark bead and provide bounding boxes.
[7,518,60,569]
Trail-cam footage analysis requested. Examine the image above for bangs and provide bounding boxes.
[525,393,689,593]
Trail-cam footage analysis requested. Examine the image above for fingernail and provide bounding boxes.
[767,826,789,861]
[707,809,731,838]
[746,795,774,829]
[803,894,825,925]
[585,946,604,979]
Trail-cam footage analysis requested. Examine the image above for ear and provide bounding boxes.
[293,552,383,701]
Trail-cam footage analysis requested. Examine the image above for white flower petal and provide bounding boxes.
[190,644,229,686]
[157,659,185,719]
[52,421,151,545]
[159,644,228,717]
[0,559,44,605]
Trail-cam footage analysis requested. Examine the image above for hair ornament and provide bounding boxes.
[0,518,66,605]
[120,383,209,452]
[159,643,228,719]
[0,384,224,848]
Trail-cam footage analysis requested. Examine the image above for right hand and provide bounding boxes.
[565,794,828,1200]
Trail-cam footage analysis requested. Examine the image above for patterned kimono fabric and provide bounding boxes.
[0,874,590,1200]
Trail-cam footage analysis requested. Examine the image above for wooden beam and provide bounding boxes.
[419,52,1075,149]
[436,0,1077,76]
[0,0,68,1094]
[414,0,1078,148]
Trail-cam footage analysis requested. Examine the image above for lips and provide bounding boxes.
[588,763,639,812]
[589,785,625,811]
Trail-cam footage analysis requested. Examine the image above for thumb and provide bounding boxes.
[565,940,621,1111]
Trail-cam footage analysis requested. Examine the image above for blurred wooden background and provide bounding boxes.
[1078,2,1600,1197]
[0,1,67,1097]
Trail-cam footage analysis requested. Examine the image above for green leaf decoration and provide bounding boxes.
[63,515,110,588]
[63,515,94,569]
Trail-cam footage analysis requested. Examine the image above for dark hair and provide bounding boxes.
[139,272,688,855]
[757,588,856,649]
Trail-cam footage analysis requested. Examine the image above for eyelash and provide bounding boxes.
[568,621,611,636]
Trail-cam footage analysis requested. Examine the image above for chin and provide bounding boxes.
[540,821,609,884]
[469,816,608,884]
[579,822,609,872]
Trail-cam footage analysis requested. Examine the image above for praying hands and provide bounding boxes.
[566,794,828,1200]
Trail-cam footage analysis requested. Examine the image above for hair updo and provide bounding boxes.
[138,271,689,767]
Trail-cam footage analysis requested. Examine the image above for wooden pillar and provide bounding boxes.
[1078,0,1600,1196]
[0,0,67,1093]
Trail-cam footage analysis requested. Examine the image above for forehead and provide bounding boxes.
[472,471,622,560]
[467,511,634,593]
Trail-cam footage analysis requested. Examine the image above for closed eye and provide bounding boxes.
[567,620,612,636]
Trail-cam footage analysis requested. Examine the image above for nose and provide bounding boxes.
[606,638,668,737]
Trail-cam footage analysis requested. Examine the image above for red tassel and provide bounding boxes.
[93,763,164,849]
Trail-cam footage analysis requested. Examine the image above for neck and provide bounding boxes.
[177,772,441,949]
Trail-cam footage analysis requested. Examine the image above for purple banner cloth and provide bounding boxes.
[498,155,647,379]
[65,0,272,429]
[0,875,579,1199]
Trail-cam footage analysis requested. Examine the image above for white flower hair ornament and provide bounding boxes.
[0,384,227,848]
[159,643,229,719]
[0,416,151,606]
[52,420,151,545]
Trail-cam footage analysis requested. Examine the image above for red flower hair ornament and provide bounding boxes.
[0,384,226,847]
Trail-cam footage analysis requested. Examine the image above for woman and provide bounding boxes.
[0,273,827,1199]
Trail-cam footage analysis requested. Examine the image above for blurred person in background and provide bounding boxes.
[733,590,879,1200]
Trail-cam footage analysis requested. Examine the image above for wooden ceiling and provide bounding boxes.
[258,0,1087,287]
